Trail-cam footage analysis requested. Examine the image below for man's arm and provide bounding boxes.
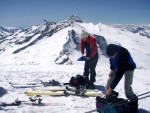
[109,67,125,89]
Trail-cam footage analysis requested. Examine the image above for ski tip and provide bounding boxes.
[24,91,28,94]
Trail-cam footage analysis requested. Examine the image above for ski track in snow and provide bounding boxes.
[0,64,150,113]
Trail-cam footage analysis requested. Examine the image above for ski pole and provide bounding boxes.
[114,94,150,107]
[138,94,150,101]
[112,91,150,106]
[136,91,150,97]
[86,92,150,113]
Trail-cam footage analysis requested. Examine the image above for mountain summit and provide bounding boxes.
[68,14,83,23]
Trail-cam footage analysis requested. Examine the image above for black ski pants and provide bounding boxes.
[83,53,98,83]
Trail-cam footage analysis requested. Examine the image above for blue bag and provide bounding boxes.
[77,56,86,61]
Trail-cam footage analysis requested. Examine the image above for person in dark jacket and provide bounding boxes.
[80,31,98,89]
[106,44,138,113]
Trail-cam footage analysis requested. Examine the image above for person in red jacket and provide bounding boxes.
[80,31,98,89]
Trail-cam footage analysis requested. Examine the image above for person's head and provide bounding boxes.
[81,31,89,41]
[106,44,119,58]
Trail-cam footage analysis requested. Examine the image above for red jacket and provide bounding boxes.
[80,35,98,57]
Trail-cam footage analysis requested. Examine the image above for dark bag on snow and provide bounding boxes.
[96,94,130,113]
[68,75,88,87]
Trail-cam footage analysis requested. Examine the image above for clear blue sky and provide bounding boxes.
[0,0,150,27]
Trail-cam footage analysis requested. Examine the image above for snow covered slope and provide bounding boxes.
[81,22,150,69]
[1,16,149,69]
[0,17,149,68]
[0,15,107,65]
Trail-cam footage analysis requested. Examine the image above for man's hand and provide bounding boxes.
[106,87,113,97]
[109,70,114,77]
[86,57,91,60]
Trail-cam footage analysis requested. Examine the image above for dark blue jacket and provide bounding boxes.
[109,46,136,89]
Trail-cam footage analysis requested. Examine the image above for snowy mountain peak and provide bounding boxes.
[43,19,49,25]
[68,15,83,23]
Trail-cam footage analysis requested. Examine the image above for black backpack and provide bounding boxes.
[69,75,88,87]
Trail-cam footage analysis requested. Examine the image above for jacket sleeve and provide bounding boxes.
[80,39,85,54]
[110,67,125,89]
[90,38,98,57]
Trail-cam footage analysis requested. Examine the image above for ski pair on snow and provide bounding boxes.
[9,79,61,88]
[25,86,105,97]
[0,97,65,107]
[10,79,105,97]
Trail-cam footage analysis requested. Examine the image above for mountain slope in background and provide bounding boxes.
[0,26,18,39]
[110,24,150,38]
[0,15,150,70]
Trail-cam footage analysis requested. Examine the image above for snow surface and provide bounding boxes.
[0,17,150,113]
[0,64,150,113]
